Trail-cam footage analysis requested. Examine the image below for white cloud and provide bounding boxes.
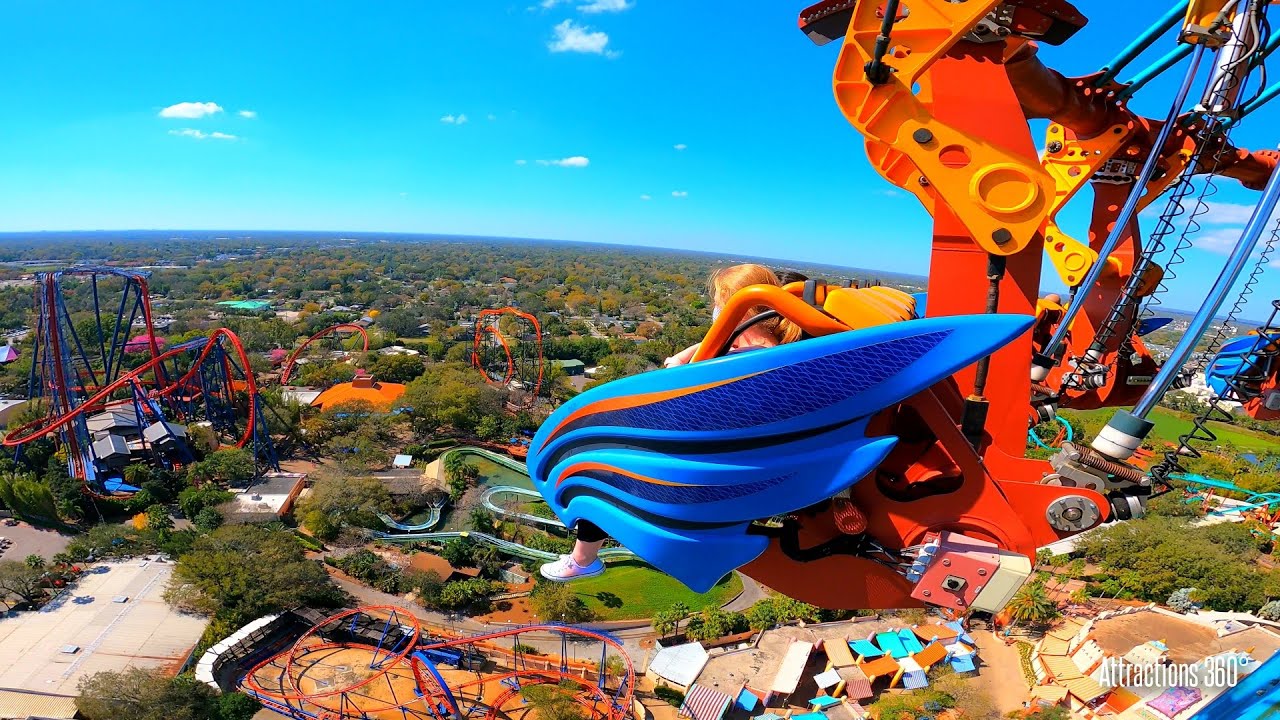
[540,0,562,7]
[1186,224,1280,256]
[548,20,617,57]
[537,156,590,168]
[237,110,257,119]
[640,194,651,200]
[1200,201,1261,225]
[487,113,497,121]
[579,0,633,12]
[515,159,528,166]
[440,114,468,124]
[159,101,223,119]
[399,192,408,197]
[674,143,687,151]
[1194,227,1244,253]
[671,190,688,198]
[168,128,236,140]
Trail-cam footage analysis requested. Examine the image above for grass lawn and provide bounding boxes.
[1067,407,1279,451]
[568,561,743,621]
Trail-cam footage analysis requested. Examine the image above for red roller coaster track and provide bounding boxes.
[471,307,544,406]
[240,606,634,720]
[279,323,371,385]
[5,327,260,453]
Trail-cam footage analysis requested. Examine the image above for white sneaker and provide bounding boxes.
[540,554,605,582]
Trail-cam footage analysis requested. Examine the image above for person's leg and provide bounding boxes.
[539,520,608,581]
[572,520,607,565]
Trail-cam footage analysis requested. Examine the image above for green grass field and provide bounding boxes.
[567,561,743,620]
[1065,407,1279,451]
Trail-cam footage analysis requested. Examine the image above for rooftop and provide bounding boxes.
[227,473,306,519]
[0,688,78,720]
[216,299,272,310]
[0,559,208,695]
[311,374,406,410]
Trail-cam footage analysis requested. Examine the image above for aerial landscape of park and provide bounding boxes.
[8,2,1280,720]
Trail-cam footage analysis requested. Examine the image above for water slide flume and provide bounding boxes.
[375,447,633,561]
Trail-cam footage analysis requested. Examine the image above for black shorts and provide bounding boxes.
[576,520,608,543]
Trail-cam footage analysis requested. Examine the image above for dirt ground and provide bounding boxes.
[1089,609,1280,665]
[476,595,537,624]
[0,520,72,563]
[969,630,1032,717]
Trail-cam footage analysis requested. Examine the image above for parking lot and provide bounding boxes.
[0,520,72,563]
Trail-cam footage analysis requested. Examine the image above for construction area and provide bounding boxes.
[0,558,208,696]
[199,606,635,720]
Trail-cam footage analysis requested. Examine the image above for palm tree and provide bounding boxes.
[443,451,466,480]
[1006,582,1061,627]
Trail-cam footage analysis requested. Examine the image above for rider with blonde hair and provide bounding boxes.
[540,263,803,581]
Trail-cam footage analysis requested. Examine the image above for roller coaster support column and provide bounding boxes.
[1035,46,1206,378]
[1095,146,1280,460]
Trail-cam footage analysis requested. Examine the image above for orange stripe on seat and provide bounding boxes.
[555,460,694,488]
[539,373,755,450]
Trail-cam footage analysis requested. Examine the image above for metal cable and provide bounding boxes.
[1074,5,1271,387]
[1150,266,1280,484]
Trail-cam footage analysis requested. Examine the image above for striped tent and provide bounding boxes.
[679,684,733,720]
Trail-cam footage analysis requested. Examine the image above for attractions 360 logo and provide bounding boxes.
[1097,658,1241,689]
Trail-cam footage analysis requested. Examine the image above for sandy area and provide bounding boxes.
[1090,610,1280,665]
[969,630,1031,717]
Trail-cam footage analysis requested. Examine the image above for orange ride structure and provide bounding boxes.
[472,308,544,408]
[280,323,371,386]
[760,0,1280,607]
[528,0,1280,615]
[5,266,277,496]
[238,606,634,720]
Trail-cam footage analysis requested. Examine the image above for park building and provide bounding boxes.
[309,371,406,411]
[1030,605,1280,718]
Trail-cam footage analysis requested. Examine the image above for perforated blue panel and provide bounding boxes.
[576,469,797,504]
[558,330,948,437]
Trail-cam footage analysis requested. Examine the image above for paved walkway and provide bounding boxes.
[723,573,767,612]
[330,574,655,661]
[0,521,72,564]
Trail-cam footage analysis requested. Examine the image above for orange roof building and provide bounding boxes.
[912,642,948,671]
[311,373,406,411]
[409,552,483,582]
[857,656,902,688]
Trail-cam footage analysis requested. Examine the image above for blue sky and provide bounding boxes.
[1,1,1280,317]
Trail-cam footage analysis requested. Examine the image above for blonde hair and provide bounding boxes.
[708,263,803,345]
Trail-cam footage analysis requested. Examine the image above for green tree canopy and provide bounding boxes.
[400,363,505,435]
[530,581,595,624]
[294,474,394,540]
[186,448,255,487]
[0,560,45,610]
[76,667,260,720]
[166,525,344,625]
[1077,515,1273,611]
